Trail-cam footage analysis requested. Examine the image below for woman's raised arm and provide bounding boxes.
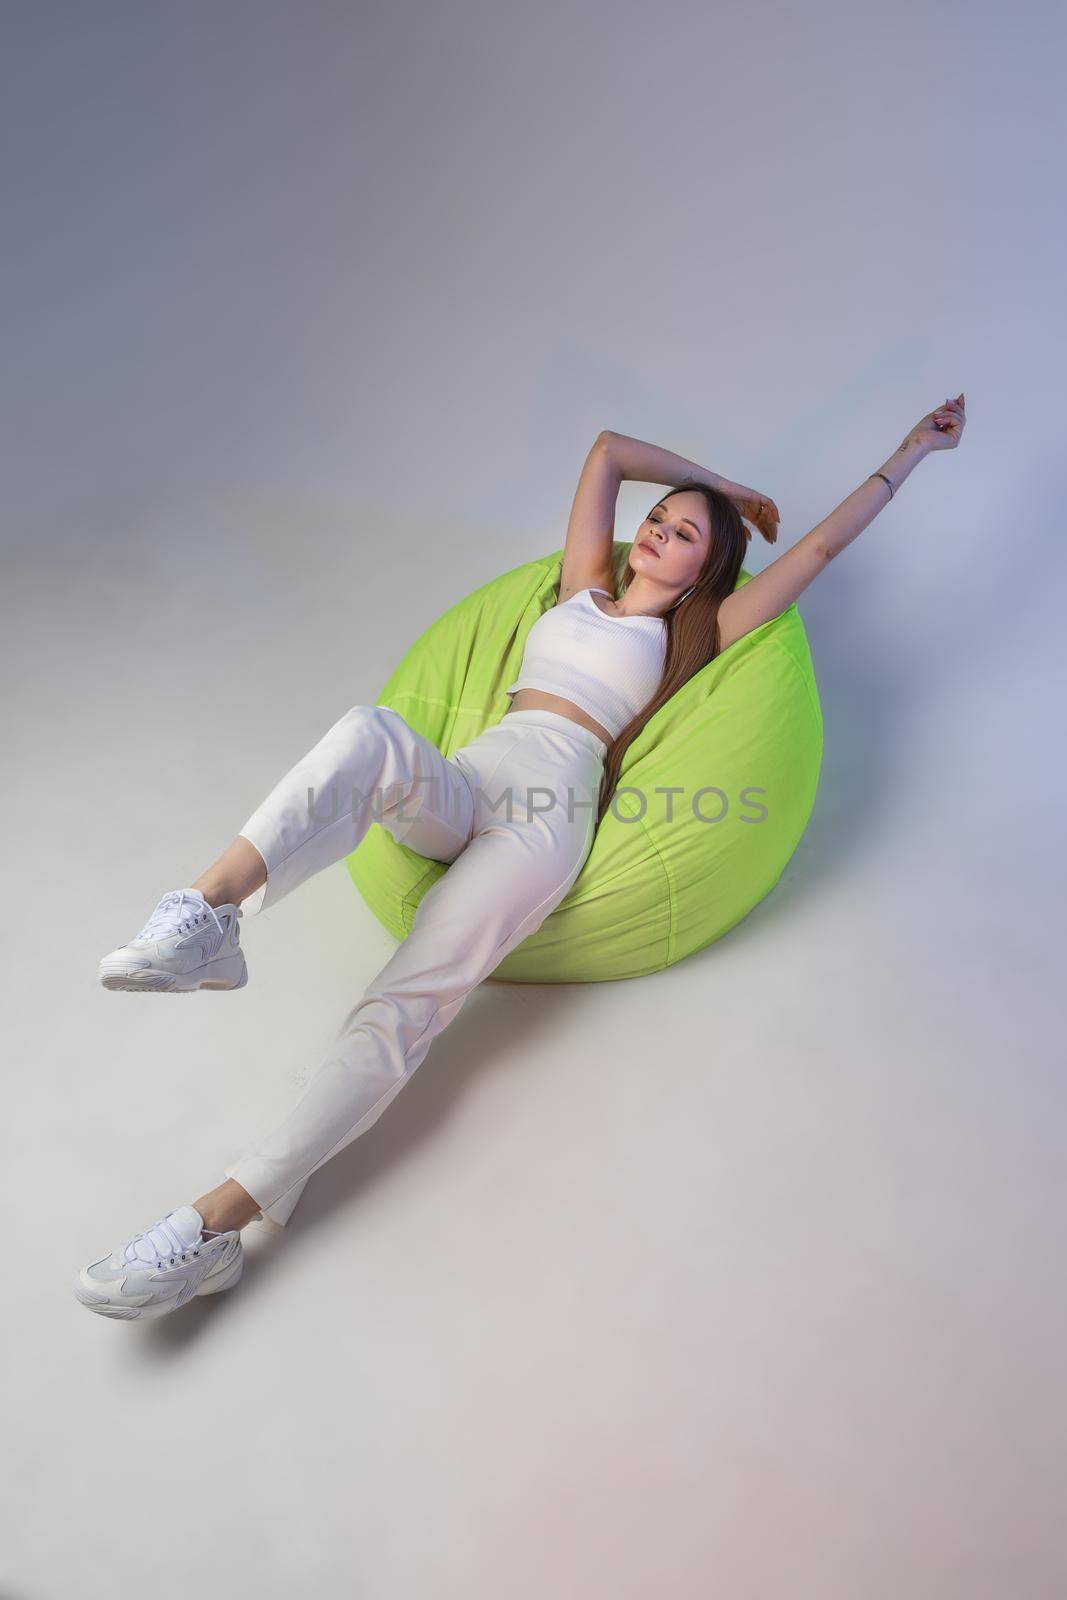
[811,393,966,562]
[716,393,967,651]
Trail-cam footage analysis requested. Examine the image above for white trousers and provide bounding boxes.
[221,704,607,1226]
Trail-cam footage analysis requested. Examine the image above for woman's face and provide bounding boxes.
[630,490,709,593]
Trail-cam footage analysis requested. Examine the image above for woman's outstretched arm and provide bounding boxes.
[716,393,967,650]
[813,393,966,561]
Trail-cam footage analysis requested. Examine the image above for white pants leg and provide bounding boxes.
[221,705,607,1226]
[235,702,479,919]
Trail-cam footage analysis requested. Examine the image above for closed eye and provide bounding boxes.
[650,516,691,541]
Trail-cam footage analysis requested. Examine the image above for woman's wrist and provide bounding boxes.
[872,432,931,496]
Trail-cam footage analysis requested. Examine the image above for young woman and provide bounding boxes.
[76,394,966,1320]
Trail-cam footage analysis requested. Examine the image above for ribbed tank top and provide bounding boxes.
[505,587,667,740]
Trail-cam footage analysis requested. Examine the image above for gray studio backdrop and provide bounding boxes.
[3,2,1065,1597]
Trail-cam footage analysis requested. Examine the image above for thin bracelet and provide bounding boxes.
[869,471,894,499]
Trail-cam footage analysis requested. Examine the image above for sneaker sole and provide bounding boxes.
[98,953,248,993]
[73,1247,244,1319]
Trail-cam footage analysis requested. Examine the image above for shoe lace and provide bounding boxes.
[121,1214,209,1268]
[135,890,226,944]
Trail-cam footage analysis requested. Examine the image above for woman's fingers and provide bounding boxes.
[736,488,780,540]
[933,397,965,432]
[928,395,964,446]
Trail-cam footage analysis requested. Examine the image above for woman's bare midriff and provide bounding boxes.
[503,690,612,747]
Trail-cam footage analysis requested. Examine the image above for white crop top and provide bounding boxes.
[505,587,667,739]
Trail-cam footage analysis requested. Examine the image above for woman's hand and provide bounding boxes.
[907,392,967,454]
[721,481,781,544]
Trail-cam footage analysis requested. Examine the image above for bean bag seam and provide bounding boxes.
[640,819,675,968]
[588,804,674,969]
[401,861,439,934]
[763,628,824,732]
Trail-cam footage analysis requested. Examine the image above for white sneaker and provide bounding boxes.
[73,1204,252,1321]
[99,888,248,993]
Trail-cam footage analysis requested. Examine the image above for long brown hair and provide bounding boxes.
[594,480,747,828]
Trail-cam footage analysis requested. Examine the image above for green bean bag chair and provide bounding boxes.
[346,541,823,982]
